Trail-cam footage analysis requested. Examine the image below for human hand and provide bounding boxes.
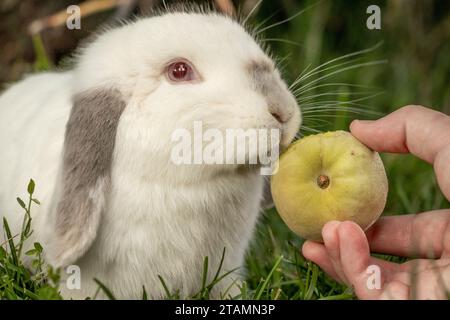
[302,105,450,299]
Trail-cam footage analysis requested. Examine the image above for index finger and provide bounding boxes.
[350,105,450,164]
[350,105,450,199]
[366,210,450,259]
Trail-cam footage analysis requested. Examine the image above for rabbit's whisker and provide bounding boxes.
[301,93,383,108]
[299,126,322,134]
[162,0,168,10]
[296,63,313,81]
[256,1,321,34]
[301,118,333,126]
[291,56,368,89]
[298,91,379,103]
[260,38,304,48]
[293,60,387,96]
[242,0,263,25]
[274,53,293,69]
[302,106,380,116]
[289,42,383,89]
[295,83,379,97]
[253,13,276,34]
[303,103,382,114]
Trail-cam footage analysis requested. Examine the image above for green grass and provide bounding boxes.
[1,180,61,300]
[1,0,449,300]
[0,187,353,300]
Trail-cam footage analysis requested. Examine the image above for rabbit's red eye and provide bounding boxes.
[171,62,188,79]
[167,61,197,82]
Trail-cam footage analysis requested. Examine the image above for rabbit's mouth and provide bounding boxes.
[280,110,303,150]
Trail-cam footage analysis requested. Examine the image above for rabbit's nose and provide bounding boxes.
[270,111,284,124]
[269,106,292,124]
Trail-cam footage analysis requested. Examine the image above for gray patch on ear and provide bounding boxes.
[248,60,294,123]
[50,88,125,267]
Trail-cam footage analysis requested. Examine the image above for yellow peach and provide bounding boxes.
[271,131,388,241]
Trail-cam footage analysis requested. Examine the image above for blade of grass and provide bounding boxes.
[254,255,283,300]
[93,278,116,300]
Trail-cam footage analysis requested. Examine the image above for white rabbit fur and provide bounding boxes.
[0,9,301,299]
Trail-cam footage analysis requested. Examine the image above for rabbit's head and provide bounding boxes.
[49,9,301,266]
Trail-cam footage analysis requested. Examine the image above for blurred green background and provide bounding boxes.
[0,0,449,299]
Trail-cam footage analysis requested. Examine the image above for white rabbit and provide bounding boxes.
[0,7,301,299]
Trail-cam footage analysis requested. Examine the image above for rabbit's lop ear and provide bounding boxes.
[49,88,125,267]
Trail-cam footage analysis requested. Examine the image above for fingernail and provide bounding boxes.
[350,119,373,131]
[325,220,341,227]
[322,220,340,239]
[351,119,374,125]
